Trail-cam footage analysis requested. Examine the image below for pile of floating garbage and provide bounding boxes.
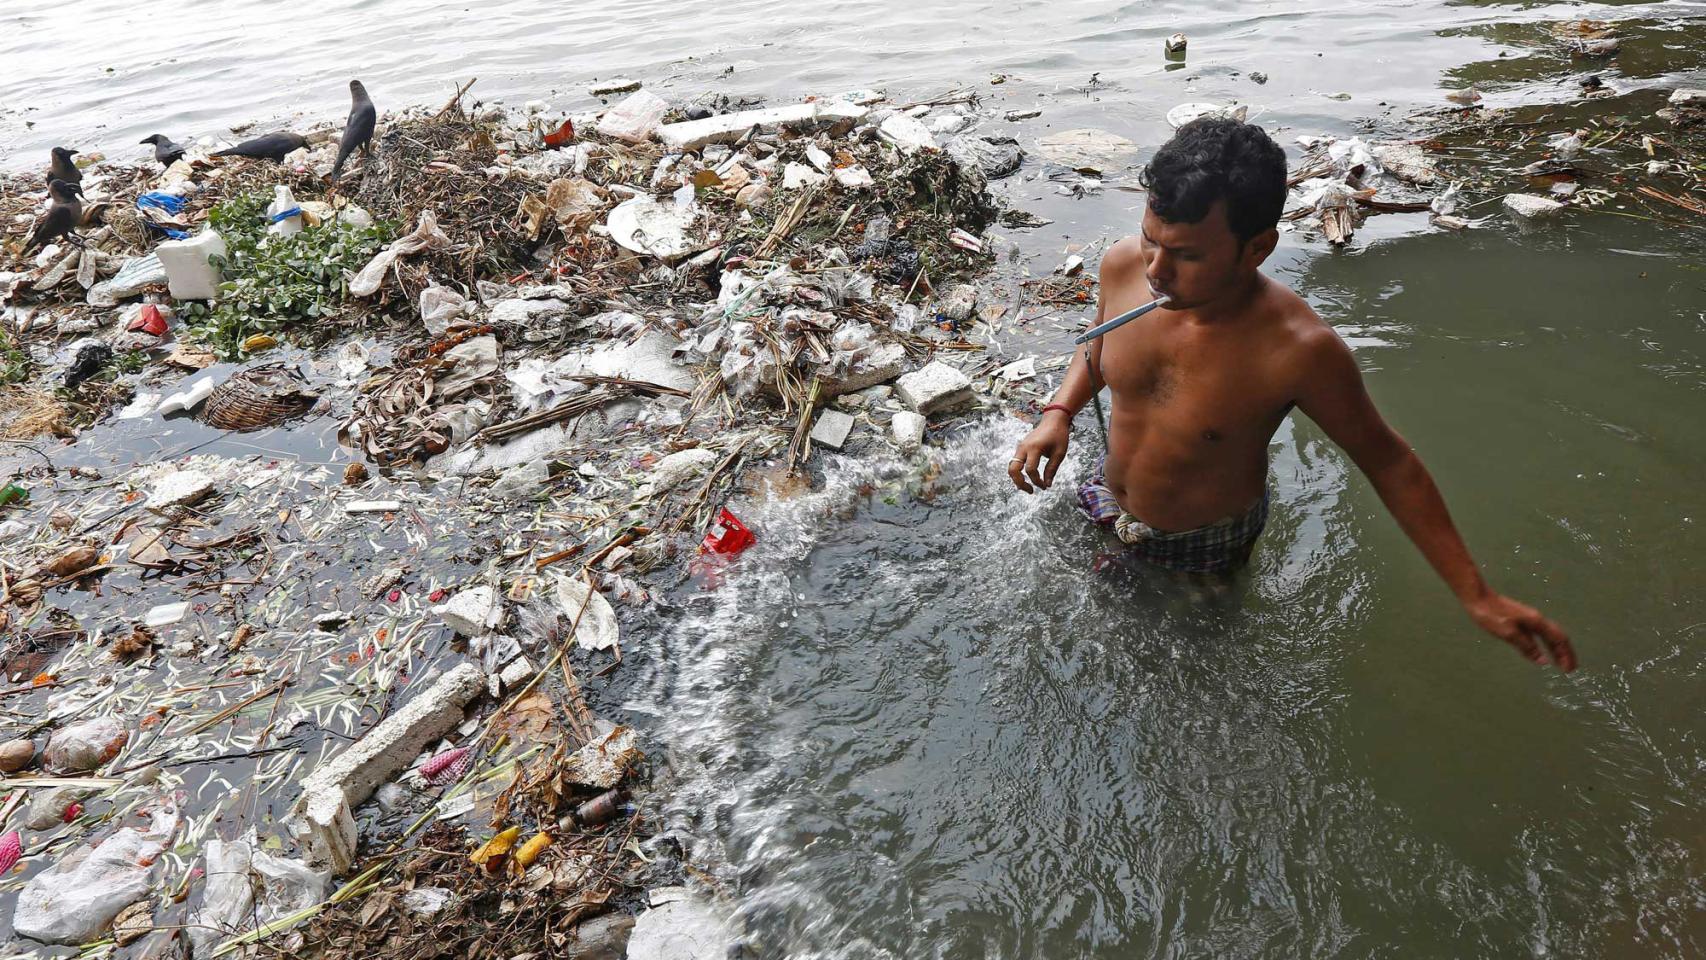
[1279,18,1706,244]
[0,76,1062,958]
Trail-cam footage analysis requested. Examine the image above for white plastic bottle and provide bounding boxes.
[267,184,303,237]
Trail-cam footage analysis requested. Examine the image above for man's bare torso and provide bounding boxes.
[1094,239,1323,531]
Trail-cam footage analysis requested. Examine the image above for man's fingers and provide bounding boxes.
[1023,450,1046,490]
[1041,447,1064,488]
[1507,627,1545,665]
[1529,615,1577,672]
[1007,453,1033,493]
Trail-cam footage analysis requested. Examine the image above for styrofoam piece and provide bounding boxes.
[156,377,215,416]
[657,101,868,152]
[154,230,227,300]
[294,663,485,871]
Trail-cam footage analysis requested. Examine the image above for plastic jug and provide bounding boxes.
[267,185,303,237]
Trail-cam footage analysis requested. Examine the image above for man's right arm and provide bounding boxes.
[1008,239,1140,492]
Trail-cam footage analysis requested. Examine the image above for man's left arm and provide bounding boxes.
[1294,327,1576,672]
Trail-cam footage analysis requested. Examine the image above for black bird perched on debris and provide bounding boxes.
[331,80,377,184]
[140,133,187,166]
[48,147,82,195]
[21,179,84,257]
[212,131,308,163]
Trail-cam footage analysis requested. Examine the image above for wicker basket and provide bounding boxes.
[199,364,318,431]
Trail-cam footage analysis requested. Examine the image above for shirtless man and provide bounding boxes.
[1008,117,1576,671]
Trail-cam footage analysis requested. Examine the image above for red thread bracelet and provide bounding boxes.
[1040,403,1074,418]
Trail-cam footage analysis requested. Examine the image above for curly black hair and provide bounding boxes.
[1139,117,1287,246]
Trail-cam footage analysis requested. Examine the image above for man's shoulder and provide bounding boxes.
[1257,278,1346,361]
[1101,237,1146,276]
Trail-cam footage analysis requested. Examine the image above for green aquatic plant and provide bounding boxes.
[0,327,29,385]
[184,192,394,358]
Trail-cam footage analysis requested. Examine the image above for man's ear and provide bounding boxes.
[1243,227,1279,267]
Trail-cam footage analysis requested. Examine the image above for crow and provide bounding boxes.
[331,80,377,183]
[140,133,188,166]
[212,131,308,163]
[48,147,82,196]
[21,180,84,257]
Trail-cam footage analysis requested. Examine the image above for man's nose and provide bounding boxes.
[1148,249,1173,281]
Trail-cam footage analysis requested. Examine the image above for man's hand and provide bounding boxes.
[1464,592,1577,672]
[1009,413,1071,493]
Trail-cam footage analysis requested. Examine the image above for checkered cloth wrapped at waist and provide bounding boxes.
[1077,455,1269,573]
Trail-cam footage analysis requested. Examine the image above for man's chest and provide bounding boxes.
[1100,322,1293,438]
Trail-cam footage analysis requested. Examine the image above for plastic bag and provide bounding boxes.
[419,285,469,336]
[595,90,669,144]
[188,839,254,959]
[43,715,128,774]
[251,849,326,925]
[13,798,176,946]
[350,212,450,298]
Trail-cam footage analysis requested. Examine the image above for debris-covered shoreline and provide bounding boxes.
[0,76,1053,960]
[0,25,1702,955]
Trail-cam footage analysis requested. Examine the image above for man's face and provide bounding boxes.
[1138,199,1266,309]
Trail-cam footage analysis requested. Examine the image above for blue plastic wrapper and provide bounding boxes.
[136,191,190,239]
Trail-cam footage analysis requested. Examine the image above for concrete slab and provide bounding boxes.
[820,343,904,397]
[895,361,974,416]
[434,585,504,636]
[890,411,926,452]
[809,409,856,450]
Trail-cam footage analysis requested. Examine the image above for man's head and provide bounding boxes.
[1137,117,1286,308]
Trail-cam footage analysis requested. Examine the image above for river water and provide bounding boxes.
[7,0,1706,957]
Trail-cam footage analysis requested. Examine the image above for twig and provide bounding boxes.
[785,377,822,473]
[433,78,479,121]
[0,438,57,472]
[477,388,629,443]
[534,544,586,571]
[1637,185,1706,217]
[74,498,143,536]
[756,185,818,258]
[176,678,290,737]
[663,442,748,538]
[0,678,69,698]
[894,89,980,111]
[111,743,299,776]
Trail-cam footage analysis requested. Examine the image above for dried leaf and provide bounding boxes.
[127,527,173,568]
[496,690,559,741]
[43,545,98,578]
[358,890,395,928]
[111,627,155,663]
[111,899,154,946]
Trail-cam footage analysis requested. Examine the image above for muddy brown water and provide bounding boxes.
[5,0,1706,956]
